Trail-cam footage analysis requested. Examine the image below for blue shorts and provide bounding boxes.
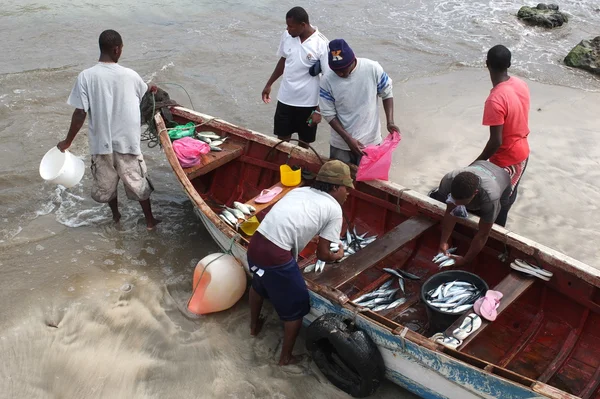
[248,257,310,322]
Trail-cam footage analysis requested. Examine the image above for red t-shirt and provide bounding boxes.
[482,76,530,167]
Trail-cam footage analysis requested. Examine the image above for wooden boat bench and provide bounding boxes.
[183,142,244,180]
[313,215,437,289]
[244,181,305,214]
[445,272,536,350]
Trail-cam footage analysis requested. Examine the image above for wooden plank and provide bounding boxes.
[537,309,589,383]
[447,272,536,350]
[183,142,244,179]
[312,215,437,289]
[580,363,600,398]
[244,181,304,215]
[498,311,546,368]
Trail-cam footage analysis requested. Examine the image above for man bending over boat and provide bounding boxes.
[57,30,160,230]
[247,161,352,365]
[471,45,530,227]
[261,6,330,149]
[434,161,512,267]
[319,39,400,166]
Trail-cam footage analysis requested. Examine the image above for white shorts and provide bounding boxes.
[90,153,154,203]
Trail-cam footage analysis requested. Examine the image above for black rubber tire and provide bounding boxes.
[306,313,385,398]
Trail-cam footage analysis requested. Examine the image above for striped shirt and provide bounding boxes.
[319,58,393,151]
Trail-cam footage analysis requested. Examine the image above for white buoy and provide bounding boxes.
[187,253,247,315]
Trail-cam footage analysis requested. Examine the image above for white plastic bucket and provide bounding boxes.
[39,147,85,188]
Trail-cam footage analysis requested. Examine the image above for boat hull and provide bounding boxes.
[194,206,541,399]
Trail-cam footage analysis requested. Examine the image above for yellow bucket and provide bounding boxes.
[239,216,260,236]
[280,164,301,187]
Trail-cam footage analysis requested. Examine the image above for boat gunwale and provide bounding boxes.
[154,107,590,399]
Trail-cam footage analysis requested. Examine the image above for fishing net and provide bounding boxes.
[140,87,180,148]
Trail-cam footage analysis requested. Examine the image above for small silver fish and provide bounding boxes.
[303,263,316,273]
[219,215,233,227]
[210,146,222,152]
[354,292,379,303]
[316,260,326,273]
[435,255,451,264]
[197,135,211,144]
[221,209,237,225]
[398,277,405,294]
[378,280,394,290]
[346,230,352,245]
[432,252,445,262]
[375,288,399,298]
[372,304,390,312]
[233,201,252,215]
[439,258,456,268]
[386,298,407,309]
[452,304,473,313]
[225,206,244,220]
[363,236,377,244]
[198,132,221,139]
[246,204,256,213]
[211,140,225,146]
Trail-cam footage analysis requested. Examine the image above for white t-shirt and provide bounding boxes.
[257,187,343,260]
[276,27,330,107]
[67,63,148,155]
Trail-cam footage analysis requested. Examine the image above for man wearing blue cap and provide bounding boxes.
[319,39,399,165]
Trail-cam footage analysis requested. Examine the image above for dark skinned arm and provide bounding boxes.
[57,108,87,152]
[461,220,494,263]
[473,125,503,163]
[382,97,400,134]
[262,57,286,103]
[329,117,365,156]
[316,237,345,263]
[438,204,458,253]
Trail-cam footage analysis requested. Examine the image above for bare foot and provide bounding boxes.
[113,212,122,224]
[250,317,265,337]
[146,218,162,231]
[279,353,308,366]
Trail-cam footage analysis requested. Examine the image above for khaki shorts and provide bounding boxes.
[90,153,154,203]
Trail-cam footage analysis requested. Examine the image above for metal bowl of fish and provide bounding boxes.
[421,270,488,333]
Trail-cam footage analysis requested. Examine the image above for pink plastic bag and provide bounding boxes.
[356,132,401,181]
[172,137,210,168]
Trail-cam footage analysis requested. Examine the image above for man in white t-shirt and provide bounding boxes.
[261,6,330,148]
[247,160,353,366]
[320,39,400,166]
[57,30,160,230]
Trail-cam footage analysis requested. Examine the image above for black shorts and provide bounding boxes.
[274,101,318,143]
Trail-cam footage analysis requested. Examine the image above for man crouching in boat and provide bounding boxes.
[247,160,353,365]
[433,160,512,267]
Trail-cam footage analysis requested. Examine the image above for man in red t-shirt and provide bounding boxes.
[473,45,530,226]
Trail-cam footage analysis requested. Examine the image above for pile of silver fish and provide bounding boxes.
[218,201,256,227]
[424,280,482,313]
[351,279,407,312]
[304,228,377,274]
[196,131,228,152]
[432,247,458,268]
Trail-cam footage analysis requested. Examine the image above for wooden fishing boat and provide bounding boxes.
[155,106,600,399]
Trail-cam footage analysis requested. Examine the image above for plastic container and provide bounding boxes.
[187,253,247,315]
[280,164,301,187]
[239,216,260,236]
[39,147,85,188]
[421,270,489,335]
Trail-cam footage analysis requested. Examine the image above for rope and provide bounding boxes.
[141,92,160,148]
[186,234,240,310]
[155,82,195,111]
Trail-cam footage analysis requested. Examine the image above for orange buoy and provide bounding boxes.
[187,253,247,315]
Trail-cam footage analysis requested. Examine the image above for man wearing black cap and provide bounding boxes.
[247,160,352,365]
[319,39,400,165]
[261,7,330,149]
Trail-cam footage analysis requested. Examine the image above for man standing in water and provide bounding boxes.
[57,30,160,230]
[247,161,352,366]
[261,7,330,148]
[319,39,399,166]
[472,45,530,227]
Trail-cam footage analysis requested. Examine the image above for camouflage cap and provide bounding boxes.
[316,160,354,189]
